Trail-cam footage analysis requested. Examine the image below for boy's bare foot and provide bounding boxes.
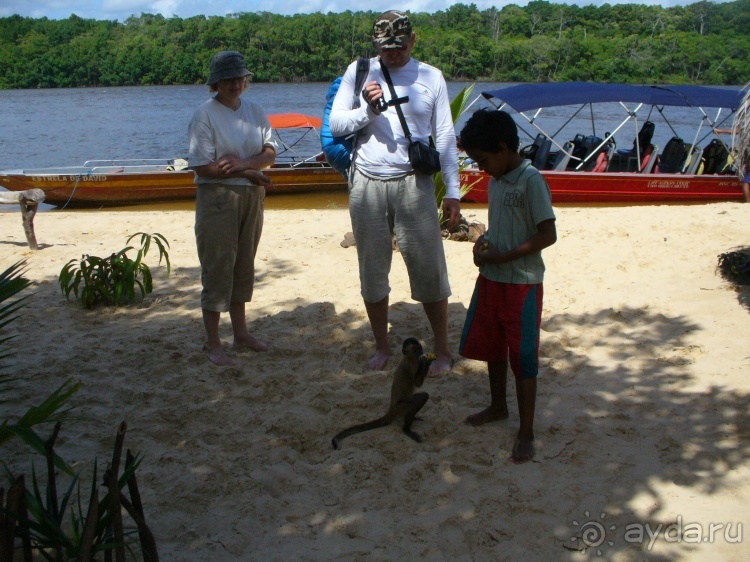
[233,334,270,352]
[510,435,535,464]
[427,355,453,378]
[465,405,509,426]
[204,343,235,367]
[368,349,392,370]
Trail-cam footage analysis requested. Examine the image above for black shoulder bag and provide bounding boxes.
[380,63,442,176]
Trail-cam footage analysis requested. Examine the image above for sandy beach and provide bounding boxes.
[1,202,749,561]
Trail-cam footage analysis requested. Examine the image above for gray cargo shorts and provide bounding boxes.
[349,167,451,304]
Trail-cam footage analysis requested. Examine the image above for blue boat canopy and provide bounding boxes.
[482,82,744,112]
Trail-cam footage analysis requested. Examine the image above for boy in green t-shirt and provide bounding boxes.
[458,109,557,464]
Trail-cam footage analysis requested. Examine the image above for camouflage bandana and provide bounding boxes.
[372,10,413,49]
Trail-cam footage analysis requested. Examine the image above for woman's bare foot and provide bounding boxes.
[368,349,392,370]
[465,405,509,426]
[510,435,535,464]
[204,343,235,366]
[233,333,270,352]
[427,354,453,378]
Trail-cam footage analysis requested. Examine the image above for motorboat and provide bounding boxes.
[459,82,746,204]
[0,113,347,208]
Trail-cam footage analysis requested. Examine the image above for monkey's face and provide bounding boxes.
[401,337,424,358]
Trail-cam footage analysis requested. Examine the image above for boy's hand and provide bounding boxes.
[472,236,498,266]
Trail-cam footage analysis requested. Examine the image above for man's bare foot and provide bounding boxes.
[233,334,270,352]
[465,405,509,426]
[204,343,235,367]
[368,349,391,370]
[510,435,535,464]
[427,355,453,378]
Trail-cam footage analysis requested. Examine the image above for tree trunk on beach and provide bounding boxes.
[0,188,45,250]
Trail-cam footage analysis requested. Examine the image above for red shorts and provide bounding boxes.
[459,275,543,380]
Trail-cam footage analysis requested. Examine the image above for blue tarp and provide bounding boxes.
[482,82,744,113]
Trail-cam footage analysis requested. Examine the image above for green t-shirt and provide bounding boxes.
[480,160,556,284]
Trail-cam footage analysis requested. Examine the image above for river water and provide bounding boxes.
[0,82,496,170]
[0,81,738,210]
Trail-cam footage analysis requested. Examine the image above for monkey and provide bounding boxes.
[332,337,434,450]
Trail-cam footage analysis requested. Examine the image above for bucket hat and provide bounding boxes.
[372,10,413,49]
[206,51,253,85]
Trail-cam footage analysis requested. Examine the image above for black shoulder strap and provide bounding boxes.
[380,62,412,141]
[352,57,369,108]
[347,57,371,167]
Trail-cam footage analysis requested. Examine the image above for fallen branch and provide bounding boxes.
[0,188,45,250]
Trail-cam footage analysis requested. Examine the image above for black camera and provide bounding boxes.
[363,85,388,112]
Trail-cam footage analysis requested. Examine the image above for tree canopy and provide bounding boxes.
[0,1,748,89]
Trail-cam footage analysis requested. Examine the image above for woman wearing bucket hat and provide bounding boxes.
[188,50,277,366]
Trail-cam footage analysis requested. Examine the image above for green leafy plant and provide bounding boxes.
[0,261,79,474]
[433,83,482,226]
[59,232,171,309]
[0,261,32,363]
[1,263,157,559]
[21,454,140,560]
[0,380,80,474]
[717,246,750,285]
[4,422,157,561]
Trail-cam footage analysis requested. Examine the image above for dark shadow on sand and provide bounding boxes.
[5,259,749,561]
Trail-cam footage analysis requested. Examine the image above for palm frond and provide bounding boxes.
[732,80,750,176]
[435,84,479,224]
[0,379,81,474]
[449,83,476,122]
[0,260,31,330]
[0,262,31,390]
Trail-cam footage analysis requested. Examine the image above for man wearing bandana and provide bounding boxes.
[329,10,460,377]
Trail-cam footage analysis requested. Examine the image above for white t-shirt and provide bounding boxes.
[329,57,460,200]
[188,96,276,186]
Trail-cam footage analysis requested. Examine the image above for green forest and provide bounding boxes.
[0,0,748,89]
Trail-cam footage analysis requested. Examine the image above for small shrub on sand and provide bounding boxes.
[717,246,750,285]
[59,232,170,309]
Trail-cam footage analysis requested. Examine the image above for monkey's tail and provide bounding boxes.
[331,416,391,449]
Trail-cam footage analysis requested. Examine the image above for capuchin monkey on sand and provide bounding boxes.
[332,337,434,450]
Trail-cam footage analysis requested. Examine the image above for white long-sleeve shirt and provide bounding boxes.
[329,57,460,200]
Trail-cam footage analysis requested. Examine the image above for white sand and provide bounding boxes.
[2,202,749,561]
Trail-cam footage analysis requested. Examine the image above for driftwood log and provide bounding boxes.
[340,216,487,249]
[0,188,45,250]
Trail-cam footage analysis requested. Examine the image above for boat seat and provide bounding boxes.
[617,121,656,159]
[701,139,730,174]
[568,134,604,170]
[590,143,616,172]
[549,141,574,170]
[656,137,688,174]
[532,137,552,169]
[520,134,552,169]
[683,146,703,174]
[640,144,658,173]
